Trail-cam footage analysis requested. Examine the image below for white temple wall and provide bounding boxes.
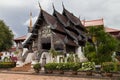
[39,52,52,64]
[75,46,88,62]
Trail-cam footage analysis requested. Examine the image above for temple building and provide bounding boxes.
[21,4,89,63]
[14,19,120,46]
[14,5,120,65]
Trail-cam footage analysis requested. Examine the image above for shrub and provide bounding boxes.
[70,63,81,71]
[56,63,65,71]
[3,57,12,62]
[44,63,58,71]
[33,63,41,70]
[44,62,81,71]
[0,62,16,68]
[102,62,114,72]
[116,63,120,71]
[61,62,81,71]
[113,62,120,72]
[78,62,95,71]
[33,63,41,73]
[63,63,71,71]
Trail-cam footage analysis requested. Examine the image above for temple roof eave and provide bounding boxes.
[62,8,86,31]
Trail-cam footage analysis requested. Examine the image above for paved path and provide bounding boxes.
[0,73,107,80]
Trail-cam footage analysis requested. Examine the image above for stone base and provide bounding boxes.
[31,60,38,68]
[16,61,23,67]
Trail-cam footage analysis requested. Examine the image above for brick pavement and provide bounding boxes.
[0,73,108,80]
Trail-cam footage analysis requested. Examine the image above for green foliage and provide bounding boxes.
[116,40,120,52]
[67,52,80,63]
[49,49,57,58]
[64,62,81,71]
[0,62,16,68]
[63,63,71,71]
[0,20,14,51]
[44,62,120,72]
[44,63,58,71]
[67,54,74,62]
[33,63,41,70]
[3,57,12,62]
[74,54,80,62]
[44,62,81,71]
[56,63,66,70]
[112,62,120,72]
[116,63,120,71]
[70,63,81,71]
[49,49,62,62]
[85,26,119,64]
[102,62,120,72]
[102,62,114,72]
[78,62,95,71]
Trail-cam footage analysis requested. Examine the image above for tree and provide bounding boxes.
[84,26,119,64]
[0,20,14,51]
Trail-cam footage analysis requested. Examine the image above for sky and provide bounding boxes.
[0,0,120,38]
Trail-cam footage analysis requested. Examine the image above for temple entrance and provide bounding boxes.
[42,43,51,50]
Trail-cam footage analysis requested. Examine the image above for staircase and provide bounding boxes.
[11,63,31,72]
[22,50,29,62]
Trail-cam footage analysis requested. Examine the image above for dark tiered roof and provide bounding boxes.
[23,5,88,48]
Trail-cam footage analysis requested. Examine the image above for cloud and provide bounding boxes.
[0,0,22,7]
[9,27,18,38]
[24,16,37,26]
[0,0,36,8]
[36,0,52,10]
[0,0,120,37]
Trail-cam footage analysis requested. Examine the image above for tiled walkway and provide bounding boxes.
[0,73,108,80]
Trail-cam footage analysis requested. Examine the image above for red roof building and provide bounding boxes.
[105,27,120,35]
[81,18,120,37]
[14,35,26,43]
[82,18,104,27]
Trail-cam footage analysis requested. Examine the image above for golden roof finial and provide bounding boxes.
[29,11,32,30]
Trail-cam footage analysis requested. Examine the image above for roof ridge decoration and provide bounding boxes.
[38,1,42,10]
[53,8,70,27]
[52,3,55,12]
[62,2,65,10]
[29,11,33,32]
[62,7,86,32]
[52,7,80,43]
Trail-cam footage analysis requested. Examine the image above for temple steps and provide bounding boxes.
[11,63,31,72]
